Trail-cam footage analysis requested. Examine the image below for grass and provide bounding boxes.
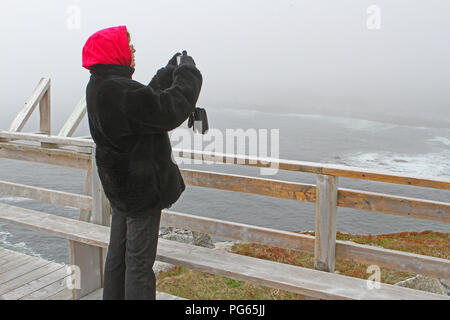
[156,230,449,300]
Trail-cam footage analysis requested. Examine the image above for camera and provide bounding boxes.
[188,107,209,135]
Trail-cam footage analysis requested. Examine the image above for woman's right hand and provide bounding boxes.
[167,52,182,67]
[179,50,196,66]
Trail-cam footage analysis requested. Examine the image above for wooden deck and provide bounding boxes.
[0,247,185,300]
[0,80,448,300]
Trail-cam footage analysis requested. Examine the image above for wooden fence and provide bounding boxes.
[0,78,448,299]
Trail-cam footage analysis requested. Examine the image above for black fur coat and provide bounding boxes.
[86,63,203,218]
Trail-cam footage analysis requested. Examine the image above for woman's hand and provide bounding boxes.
[167,52,182,67]
[179,50,196,66]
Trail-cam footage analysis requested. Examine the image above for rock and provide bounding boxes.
[159,227,193,244]
[155,227,215,279]
[192,231,215,249]
[153,261,175,278]
[395,275,449,296]
[158,227,214,249]
[438,278,450,294]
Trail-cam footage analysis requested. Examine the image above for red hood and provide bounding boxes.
[82,26,131,70]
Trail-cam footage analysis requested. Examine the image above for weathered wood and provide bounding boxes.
[159,210,450,280]
[156,291,188,300]
[90,147,111,289]
[79,287,104,300]
[9,78,50,133]
[58,96,87,138]
[0,248,12,259]
[20,273,69,300]
[0,260,64,296]
[78,288,188,300]
[0,203,110,248]
[0,248,73,300]
[39,83,51,136]
[68,155,110,299]
[0,255,35,275]
[0,180,92,210]
[79,169,93,222]
[0,254,10,263]
[0,131,94,148]
[0,257,13,267]
[0,204,448,279]
[161,210,315,253]
[91,148,110,227]
[314,175,338,272]
[0,259,51,285]
[322,164,450,191]
[0,205,448,299]
[338,188,450,223]
[0,146,446,222]
[181,169,450,223]
[181,169,317,201]
[335,241,450,279]
[3,82,450,301]
[69,240,102,300]
[1,264,67,300]
[0,256,12,266]
[0,140,447,191]
[156,238,447,300]
[173,149,450,190]
[46,288,73,300]
[0,142,91,170]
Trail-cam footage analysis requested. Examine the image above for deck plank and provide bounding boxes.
[1,265,68,300]
[0,255,35,274]
[0,248,188,300]
[0,249,11,258]
[47,288,73,300]
[20,275,70,300]
[0,262,65,297]
[79,288,187,300]
[0,249,28,264]
[79,288,103,300]
[0,258,51,285]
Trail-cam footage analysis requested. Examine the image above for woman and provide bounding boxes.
[82,25,203,300]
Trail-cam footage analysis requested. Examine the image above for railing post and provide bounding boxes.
[79,168,93,223]
[91,146,111,290]
[314,174,338,272]
[70,146,110,300]
[39,81,51,136]
[91,147,111,228]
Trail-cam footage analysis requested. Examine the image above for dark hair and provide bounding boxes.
[127,31,131,43]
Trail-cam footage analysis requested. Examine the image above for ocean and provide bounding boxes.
[0,107,449,264]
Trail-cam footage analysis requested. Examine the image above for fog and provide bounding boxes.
[0,0,449,132]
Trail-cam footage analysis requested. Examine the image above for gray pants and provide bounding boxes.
[103,207,162,300]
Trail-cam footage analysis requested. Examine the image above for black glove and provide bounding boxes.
[167,52,181,67]
[149,52,182,91]
[188,107,209,135]
[179,50,196,67]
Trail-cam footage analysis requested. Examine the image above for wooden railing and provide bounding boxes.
[0,78,449,299]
